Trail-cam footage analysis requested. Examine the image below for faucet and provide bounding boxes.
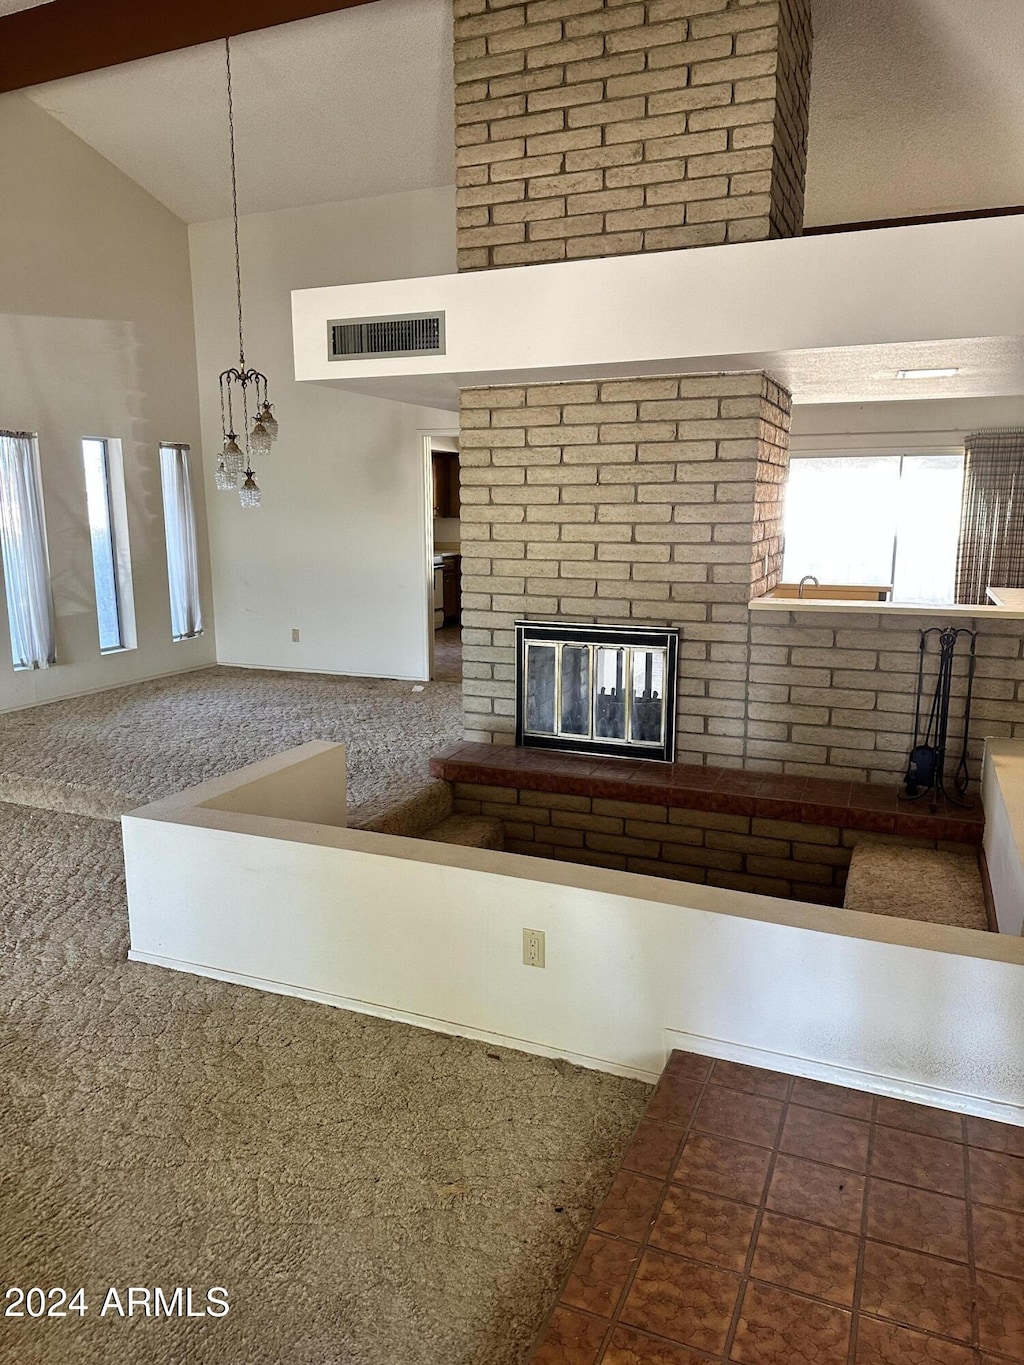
[798,575,819,598]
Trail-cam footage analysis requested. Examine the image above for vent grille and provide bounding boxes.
[328,312,445,361]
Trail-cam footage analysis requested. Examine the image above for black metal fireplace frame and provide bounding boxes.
[514,620,680,762]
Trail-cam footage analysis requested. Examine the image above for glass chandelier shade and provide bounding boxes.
[249,416,272,460]
[259,401,278,442]
[239,469,262,509]
[215,458,237,492]
[214,37,280,509]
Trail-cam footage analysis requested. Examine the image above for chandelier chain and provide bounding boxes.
[225,37,245,372]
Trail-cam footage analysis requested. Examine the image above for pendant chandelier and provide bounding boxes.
[215,37,278,508]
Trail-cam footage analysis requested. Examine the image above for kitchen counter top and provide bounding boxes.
[750,588,1024,618]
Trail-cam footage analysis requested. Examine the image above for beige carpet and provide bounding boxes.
[0,800,648,1365]
[0,629,463,829]
[843,840,989,930]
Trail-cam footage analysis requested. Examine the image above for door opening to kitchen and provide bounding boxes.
[425,432,461,682]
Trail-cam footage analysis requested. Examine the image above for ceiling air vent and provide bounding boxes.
[327,312,445,361]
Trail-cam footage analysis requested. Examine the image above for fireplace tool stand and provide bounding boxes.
[902,626,977,810]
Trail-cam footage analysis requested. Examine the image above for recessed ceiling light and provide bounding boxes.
[896,367,959,380]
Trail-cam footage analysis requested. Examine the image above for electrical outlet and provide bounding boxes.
[291,628,300,643]
[522,928,545,968]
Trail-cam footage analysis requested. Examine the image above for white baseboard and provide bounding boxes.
[214,659,430,684]
[127,950,662,1085]
[665,1029,1024,1127]
[0,659,214,716]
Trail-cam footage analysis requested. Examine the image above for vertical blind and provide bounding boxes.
[955,429,1024,605]
[0,431,56,670]
[159,444,203,641]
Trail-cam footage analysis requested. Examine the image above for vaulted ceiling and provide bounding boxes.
[15,0,1024,228]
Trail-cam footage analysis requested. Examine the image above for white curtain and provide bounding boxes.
[0,432,56,670]
[159,444,203,640]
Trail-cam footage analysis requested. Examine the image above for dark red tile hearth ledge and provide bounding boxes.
[429,744,984,845]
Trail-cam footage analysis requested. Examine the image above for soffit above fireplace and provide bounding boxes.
[292,216,1024,411]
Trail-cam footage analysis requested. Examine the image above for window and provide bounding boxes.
[82,438,136,653]
[782,454,965,605]
[159,444,203,641]
[0,431,56,670]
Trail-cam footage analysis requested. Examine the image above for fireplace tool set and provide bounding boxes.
[903,626,978,809]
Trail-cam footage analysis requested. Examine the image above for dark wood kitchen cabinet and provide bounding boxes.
[442,554,461,625]
[432,451,460,518]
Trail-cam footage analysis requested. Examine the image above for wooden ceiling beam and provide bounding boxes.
[0,0,378,95]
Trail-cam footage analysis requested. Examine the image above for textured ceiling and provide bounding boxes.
[25,0,454,223]
[805,0,1024,226]
[0,0,54,13]
[20,0,1024,226]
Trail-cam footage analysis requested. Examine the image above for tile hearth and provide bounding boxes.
[529,1052,1024,1365]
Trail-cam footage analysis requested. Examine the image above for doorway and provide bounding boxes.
[421,430,460,681]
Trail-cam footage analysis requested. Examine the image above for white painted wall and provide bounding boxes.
[983,741,1024,937]
[124,746,1024,1121]
[791,395,1024,451]
[188,187,457,681]
[0,94,215,710]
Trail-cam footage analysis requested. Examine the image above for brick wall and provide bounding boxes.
[450,783,975,905]
[454,0,813,269]
[459,370,791,762]
[745,609,1024,782]
[459,373,1024,781]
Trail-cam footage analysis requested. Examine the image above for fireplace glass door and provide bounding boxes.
[516,622,679,761]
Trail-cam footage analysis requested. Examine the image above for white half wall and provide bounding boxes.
[0,94,216,710]
[983,740,1024,937]
[124,746,1024,1122]
[188,187,458,681]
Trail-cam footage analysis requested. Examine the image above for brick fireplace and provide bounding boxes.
[460,372,792,765]
[443,0,1024,900]
[454,0,808,765]
[454,0,813,269]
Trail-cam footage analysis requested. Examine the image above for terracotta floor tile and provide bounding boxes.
[691,1086,784,1150]
[970,1147,1024,1213]
[531,1307,606,1365]
[779,1104,870,1173]
[864,1178,968,1261]
[594,1170,664,1242]
[730,1281,851,1365]
[853,1317,978,1365]
[789,1076,874,1121]
[859,1242,973,1342]
[620,1249,740,1354]
[749,1210,859,1307]
[561,1233,639,1319]
[649,1185,758,1271]
[976,1271,1024,1358]
[965,1115,1024,1158]
[870,1126,966,1198]
[646,1077,704,1126]
[663,1050,714,1084]
[623,1121,687,1181]
[766,1153,865,1232]
[874,1097,964,1143]
[673,1132,772,1205]
[710,1060,792,1101]
[601,1326,709,1364]
[972,1203,1024,1280]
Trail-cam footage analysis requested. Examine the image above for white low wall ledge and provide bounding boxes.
[292,217,1024,409]
[983,739,1024,936]
[123,743,1024,1125]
